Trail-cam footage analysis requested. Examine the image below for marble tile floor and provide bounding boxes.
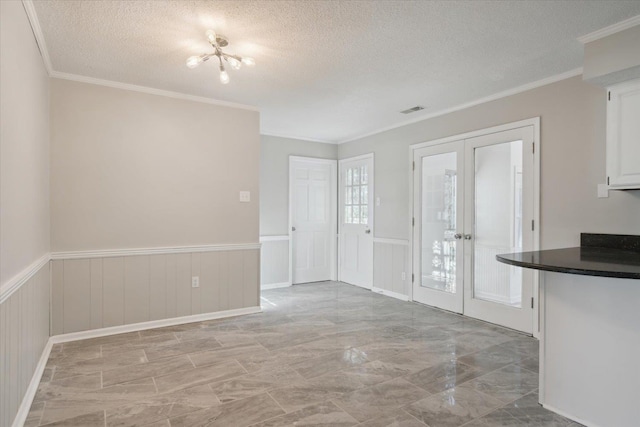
[25,281,582,427]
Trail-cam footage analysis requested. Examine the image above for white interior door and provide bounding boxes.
[412,124,537,333]
[412,141,465,313]
[339,154,374,289]
[463,126,535,333]
[290,157,337,284]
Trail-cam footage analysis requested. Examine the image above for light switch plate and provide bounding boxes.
[597,184,609,198]
[376,197,381,206]
[239,191,251,202]
[191,276,200,288]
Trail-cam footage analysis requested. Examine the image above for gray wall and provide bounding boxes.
[0,2,51,426]
[51,79,261,252]
[0,0,50,286]
[48,78,263,335]
[260,135,337,236]
[339,75,640,249]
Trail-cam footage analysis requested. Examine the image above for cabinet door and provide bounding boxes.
[607,79,640,188]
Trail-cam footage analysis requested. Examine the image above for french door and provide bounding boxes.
[412,141,465,313]
[412,125,536,333]
[339,154,374,289]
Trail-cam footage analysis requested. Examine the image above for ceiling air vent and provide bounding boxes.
[400,105,425,114]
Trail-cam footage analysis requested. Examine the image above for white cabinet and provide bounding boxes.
[606,79,640,189]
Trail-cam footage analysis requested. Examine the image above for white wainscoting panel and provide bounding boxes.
[260,236,290,289]
[51,249,260,335]
[373,239,410,299]
[0,262,50,427]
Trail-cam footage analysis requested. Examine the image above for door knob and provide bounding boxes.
[291,226,296,232]
[464,234,472,240]
[365,229,371,234]
[454,233,463,240]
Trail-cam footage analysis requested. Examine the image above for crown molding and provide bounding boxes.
[22,0,53,75]
[22,1,259,112]
[0,254,50,304]
[339,68,583,144]
[261,132,337,145]
[51,71,260,112]
[51,243,261,260]
[578,15,640,44]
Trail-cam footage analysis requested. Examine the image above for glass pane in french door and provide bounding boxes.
[473,140,523,307]
[421,152,458,293]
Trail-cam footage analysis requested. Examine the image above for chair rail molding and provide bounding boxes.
[51,243,261,260]
[0,253,50,303]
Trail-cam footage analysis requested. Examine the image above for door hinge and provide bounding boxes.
[412,217,415,227]
[412,161,415,171]
[607,176,610,185]
[531,297,534,309]
[531,220,534,231]
[532,143,535,154]
[412,273,414,283]
[608,91,611,101]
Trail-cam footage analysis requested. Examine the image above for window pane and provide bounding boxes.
[345,206,352,223]
[473,140,523,307]
[352,206,360,224]
[352,186,360,205]
[361,166,368,184]
[346,169,352,186]
[421,152,458,293]
[361,185,368,204]
[353,167,360,185]
[345,187,352,205]
[361,206,368,225]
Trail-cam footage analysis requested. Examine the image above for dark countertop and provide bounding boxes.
[496,233,640,279]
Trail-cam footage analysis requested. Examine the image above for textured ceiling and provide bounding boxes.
[32,1,640,143]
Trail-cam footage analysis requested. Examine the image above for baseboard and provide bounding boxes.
[261,282,291,290]
[541,403,598,427]
[372,286,410,301]
[50,306,262,344]
[12,339,54,427]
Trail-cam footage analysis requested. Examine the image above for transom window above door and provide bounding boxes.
[344,166,368,224]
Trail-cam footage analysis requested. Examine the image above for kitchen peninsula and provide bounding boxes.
[497,233,640,427]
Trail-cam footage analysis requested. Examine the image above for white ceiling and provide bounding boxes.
[32,1,640,143]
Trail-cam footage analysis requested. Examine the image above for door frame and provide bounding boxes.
[409,118,541,337]
[337,153,375,287]
[288,156,338,285]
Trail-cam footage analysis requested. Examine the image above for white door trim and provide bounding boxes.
[409,118,540,337]
[338,153,375,285]
[410,118,541,150]
[288,156,338,285]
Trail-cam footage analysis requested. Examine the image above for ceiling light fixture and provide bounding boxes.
[186,30,254,84]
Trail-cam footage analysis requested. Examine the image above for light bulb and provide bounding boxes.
[227,57,241,70]
[219,70,230,84]
[241,57,255,66]
[205,30,217,43]
[186,55,202,69]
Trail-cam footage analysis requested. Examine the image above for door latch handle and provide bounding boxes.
[464,234,472,240]
[365,229,371,234]
[291,226,296,232]
[454,233,463,240]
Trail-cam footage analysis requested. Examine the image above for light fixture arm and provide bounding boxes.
[186,30,254,84]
